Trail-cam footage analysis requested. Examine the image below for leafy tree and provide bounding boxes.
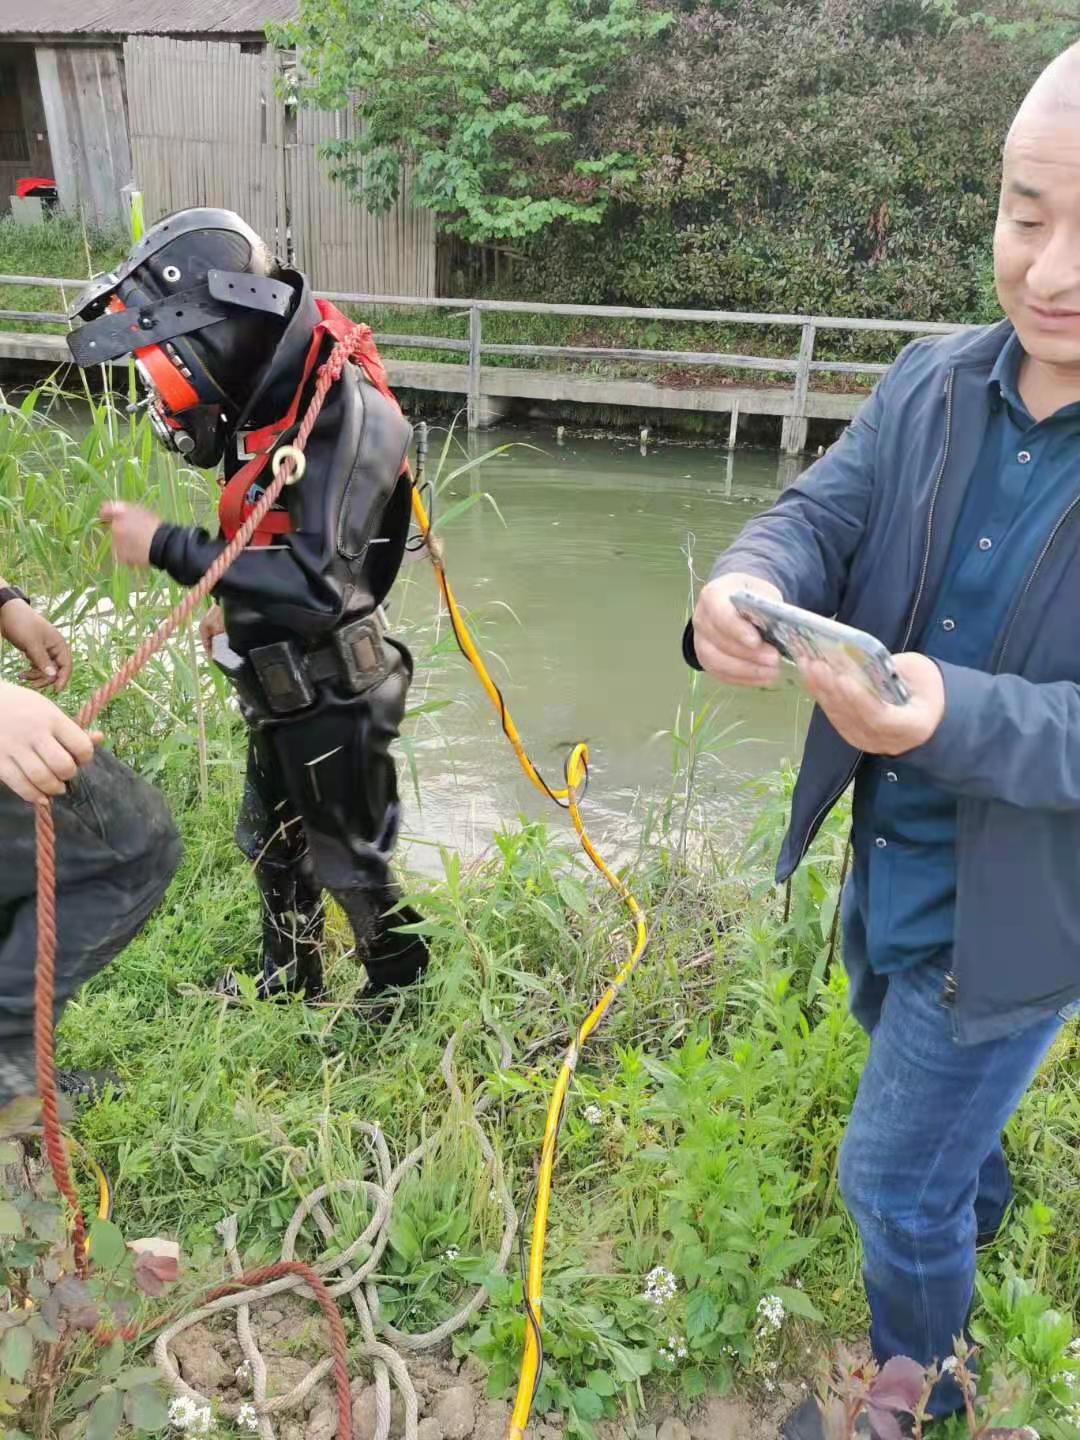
[923,0,1080,61]
[274,0,673,242]
[515,0,1041,321]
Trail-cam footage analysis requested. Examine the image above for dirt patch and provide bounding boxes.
[164,1293,798,1439]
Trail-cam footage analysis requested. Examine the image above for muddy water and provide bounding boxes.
[391,428,813,871]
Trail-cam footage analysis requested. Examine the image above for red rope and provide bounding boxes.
[32,323,375,1440]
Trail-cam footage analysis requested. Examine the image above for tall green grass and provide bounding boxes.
[0,217,126,335]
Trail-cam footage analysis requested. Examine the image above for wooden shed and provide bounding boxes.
[0,0,436,295]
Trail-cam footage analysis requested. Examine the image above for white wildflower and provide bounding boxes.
[941,1357,959,1376]
[444,1245,460,1262]
[642,1265,678,1305]
[583,1103,603,1126]
[236,1403,260,1433]
[659,1333,688,1363]
[756,1295,786,1333]
[168,1397,213,1435]
[764,1379,776,1393]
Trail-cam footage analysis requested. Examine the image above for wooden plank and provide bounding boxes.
[0,331,74,363]
[382,358,865,422]
[483,342,798,372]
[38,45,133,227]
[375,334,471,353]
[0,310,66,324]
[466,306,481,430]
[810,360,890,376]
[781,322,816,455]
[319,291,974,335]
[0,275,74,289]
[33,49,77,216]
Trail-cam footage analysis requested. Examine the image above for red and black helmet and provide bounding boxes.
[67,208,296,467]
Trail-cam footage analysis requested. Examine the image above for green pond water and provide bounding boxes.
[390,427,813,871]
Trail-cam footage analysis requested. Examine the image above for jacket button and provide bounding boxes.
[942,617,956,632]
[875,836,887,849]
[1018,450,1032,464]
[885,771,898,783]
[978,537,992,551]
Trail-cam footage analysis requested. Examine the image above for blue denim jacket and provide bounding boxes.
[687,320,1080,1043]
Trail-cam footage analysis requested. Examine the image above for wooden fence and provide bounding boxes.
[123,37,435,297]
[0,277,973,453]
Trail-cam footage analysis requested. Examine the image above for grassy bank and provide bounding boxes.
[1,388,1078,1440]
[0,218,127,337]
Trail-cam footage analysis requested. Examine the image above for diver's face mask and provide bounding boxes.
[129,347,224,468]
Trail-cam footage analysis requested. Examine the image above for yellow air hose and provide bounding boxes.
[68,1134,114,1222]
[23,1137,112,1309]
[408,479,649,1439]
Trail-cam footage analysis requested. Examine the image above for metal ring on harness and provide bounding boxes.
[272,444,307,486]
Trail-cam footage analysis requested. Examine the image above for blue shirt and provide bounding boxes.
[851,334,1080,973]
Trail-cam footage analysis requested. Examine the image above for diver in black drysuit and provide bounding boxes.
[67,207,429,1002]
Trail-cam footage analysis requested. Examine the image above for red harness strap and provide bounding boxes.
[218,300,365,546]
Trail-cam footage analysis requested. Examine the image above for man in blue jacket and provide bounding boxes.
[685,42,1080,1437]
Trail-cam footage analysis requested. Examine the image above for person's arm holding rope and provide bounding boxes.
[0,583,102,804]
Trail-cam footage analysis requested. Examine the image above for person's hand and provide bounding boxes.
[0,600,72,691]
[99,502,162,569]
[199,603,225,658]
[692,572,782,688]
[798,652,946,756]
[0,680,103,804]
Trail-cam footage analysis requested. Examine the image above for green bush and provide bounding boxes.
[511,0,1041,324]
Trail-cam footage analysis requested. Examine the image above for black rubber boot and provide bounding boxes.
[217,861,327,1003]
[359,902,431,996]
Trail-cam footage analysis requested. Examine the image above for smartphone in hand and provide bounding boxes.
[730,591,911,706]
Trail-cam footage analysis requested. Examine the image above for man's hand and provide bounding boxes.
[692,572,782,688]
[99,502,162,569]
[0,680,103,804]
[798,652,946,756]
[0,600,71,691]
[199,603,225,658]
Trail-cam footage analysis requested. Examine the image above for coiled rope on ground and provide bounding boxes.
[154,1034,517,1440]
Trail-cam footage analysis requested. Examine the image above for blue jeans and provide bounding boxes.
[838,885,1064,1417]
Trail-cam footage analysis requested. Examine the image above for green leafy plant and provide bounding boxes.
[274,0,672,242]
[0,1107,177,1439]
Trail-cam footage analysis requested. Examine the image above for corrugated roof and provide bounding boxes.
[0,0,296,38]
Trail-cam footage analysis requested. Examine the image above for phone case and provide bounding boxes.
[730,592,911,706]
